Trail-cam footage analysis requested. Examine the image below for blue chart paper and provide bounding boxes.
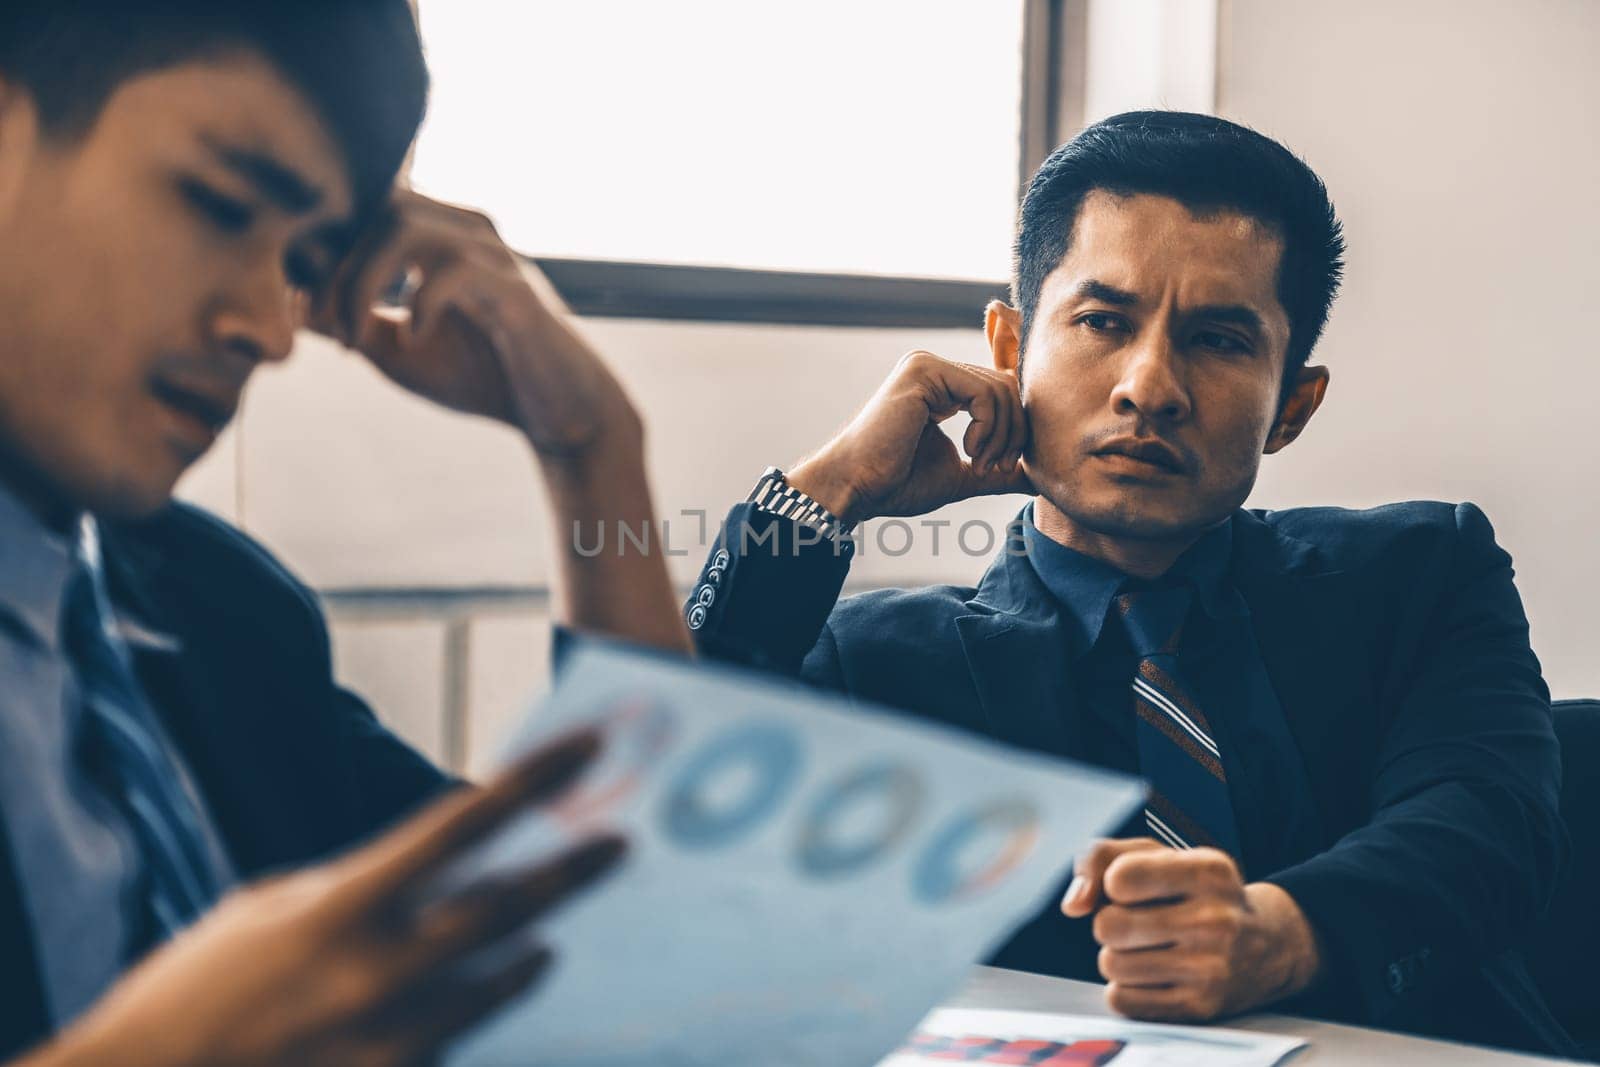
[446,646,1143,1067]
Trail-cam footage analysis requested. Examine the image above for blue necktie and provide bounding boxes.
[1115,587,1243,858]
[62,560,221,945]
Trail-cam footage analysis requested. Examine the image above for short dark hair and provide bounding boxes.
[1013,111,1345,387]
[0,0,427,220]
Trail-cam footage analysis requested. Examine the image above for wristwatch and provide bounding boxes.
[747,466,855,543]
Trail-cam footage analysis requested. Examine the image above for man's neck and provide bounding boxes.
[1031,495,1211,580]
[0,446,78,536]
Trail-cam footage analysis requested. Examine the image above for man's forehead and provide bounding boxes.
[108,55,355,219]
[1048,191,1286,310]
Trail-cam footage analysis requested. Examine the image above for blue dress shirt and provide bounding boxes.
[0,484,231,1026]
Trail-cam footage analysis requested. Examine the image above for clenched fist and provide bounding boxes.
[1062,839,1324,1022]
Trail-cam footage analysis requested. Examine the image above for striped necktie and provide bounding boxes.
[62,558,222,946]
[1114,587,1243,858]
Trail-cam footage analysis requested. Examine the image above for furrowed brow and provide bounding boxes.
[1192,304,1266,335]
[203,136,324,215]
[1070,279,1140,306]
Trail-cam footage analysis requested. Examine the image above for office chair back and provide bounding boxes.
[1528,698,1600,1057]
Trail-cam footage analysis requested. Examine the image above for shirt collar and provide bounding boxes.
[1022,504,1241,654]
[0,480,81,652]
[80,514,184,656]
[0,482,182,656]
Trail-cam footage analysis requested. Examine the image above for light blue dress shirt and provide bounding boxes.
[0,484,231,1026]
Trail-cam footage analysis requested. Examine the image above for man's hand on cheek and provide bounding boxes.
[787,350,1034,526]
[1061,839,1323,1023]
[308,189,641,466]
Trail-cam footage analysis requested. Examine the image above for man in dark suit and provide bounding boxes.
[687,112,1572,1056]
[0,3,687,1064]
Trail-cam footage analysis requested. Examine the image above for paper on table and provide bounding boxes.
[445,645,1144,1067]
[882,1008,1308,1067]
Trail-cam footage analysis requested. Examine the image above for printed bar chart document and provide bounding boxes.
[882,1008,1307,1066]
[446,645,1145,1067]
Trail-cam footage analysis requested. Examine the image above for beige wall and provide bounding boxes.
[180,323,1023,773]
[1217,0,1600,696]
[178,0,1600,772]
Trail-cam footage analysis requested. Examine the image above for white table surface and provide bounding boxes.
[936,967,1581,1066]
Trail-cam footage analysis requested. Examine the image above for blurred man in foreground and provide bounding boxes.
[0,2,686,1062]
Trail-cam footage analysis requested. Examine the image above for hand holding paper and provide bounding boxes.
[442,646,1143,1066]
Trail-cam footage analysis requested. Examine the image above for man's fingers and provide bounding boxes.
[959,455,1036,499]
[1061,838,1165,918]
[1004,457,1036,495]
[354,258,507,377]
[402,259,499,347]
[978,374,1017,471]
[908,355,1011,450]
[474,832,626,926]
[960,387,1002,470]
[339,726,604,912]
[941,375,1026,475]
[1092,902,1185,952]
[374,943,555,1054]
[343,235,458,349]
[417,945,554,1046]
[983,368,1028,472]
[1098,944,1215,986]
[398,833,626,972]
[311,209,397,338]
[968,371,1023,473]
[1105,981,1213,1023]
[1103,846,1240,906]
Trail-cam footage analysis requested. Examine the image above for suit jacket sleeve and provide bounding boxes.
[685,503,855,677]
[1266,503,1565,1025]
[328,684,459,841]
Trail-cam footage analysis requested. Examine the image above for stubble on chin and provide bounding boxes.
[1032,465,1245,546]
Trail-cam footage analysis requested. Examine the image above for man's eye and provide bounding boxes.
[1080,312,1126,333]
[181,180,255,234]
[285,252,328,294]
[1194,330,1249,354]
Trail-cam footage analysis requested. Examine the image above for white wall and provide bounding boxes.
[177,0,1600,773]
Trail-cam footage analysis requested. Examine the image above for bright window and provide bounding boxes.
[412,1,1025,280]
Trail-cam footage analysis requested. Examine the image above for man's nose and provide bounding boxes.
[1109,331,1191,424]
[209,267,300,366]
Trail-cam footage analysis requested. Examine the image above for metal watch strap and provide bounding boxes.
[747,466,855,542]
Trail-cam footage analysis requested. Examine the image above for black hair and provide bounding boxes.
[1013,110,1345,387]
[0,0,427,220]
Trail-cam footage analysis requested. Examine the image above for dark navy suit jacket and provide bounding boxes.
[0,504,452,1061]
[688,500,1574,1056]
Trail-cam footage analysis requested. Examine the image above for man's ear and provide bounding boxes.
[0,75,40,225]
[1264,365,1330,454]
[986,300,1023,375]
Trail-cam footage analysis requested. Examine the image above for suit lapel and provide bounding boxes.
[954,546,1084,758]
[1229,511,1372,835]
[952,511,1369,839]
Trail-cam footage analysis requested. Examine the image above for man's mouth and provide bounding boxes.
[149,378,239,438]
[1091,436,1189,475]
